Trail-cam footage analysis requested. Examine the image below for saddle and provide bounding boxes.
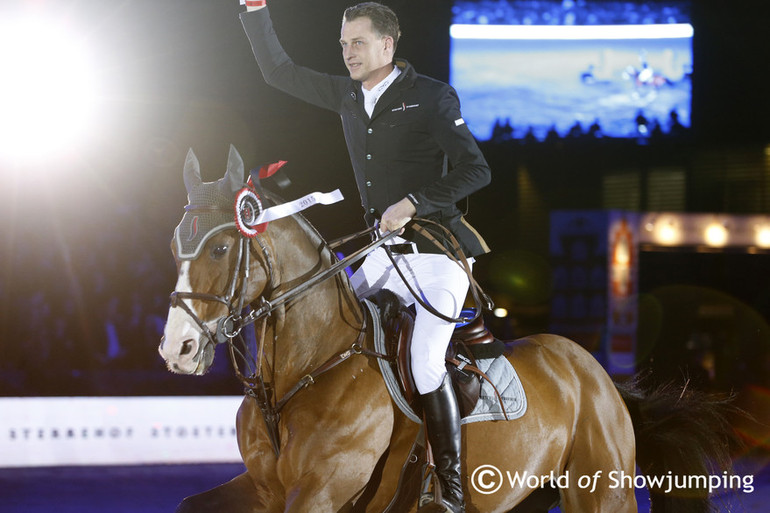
[355,291,514,513]
[366,290,505,418]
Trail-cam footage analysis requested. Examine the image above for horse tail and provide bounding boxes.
[615,375,738,513]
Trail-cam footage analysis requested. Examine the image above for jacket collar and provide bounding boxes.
[345,59,417,121]
[368,58,415,120]
[393,58,416,87]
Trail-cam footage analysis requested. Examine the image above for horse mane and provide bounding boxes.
[257,187,365,359]
[257,187,366,315]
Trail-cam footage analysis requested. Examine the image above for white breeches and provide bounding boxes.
[350,242,472,394]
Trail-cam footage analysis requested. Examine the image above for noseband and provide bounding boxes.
[169,215,278,357]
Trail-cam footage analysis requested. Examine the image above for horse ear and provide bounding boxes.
[224,144,245,193]
[183,148,202,194]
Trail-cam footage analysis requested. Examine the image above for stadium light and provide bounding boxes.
[704,222,729,247]
[0,15,99,164]
[755,225,770,248]
[449,23,694,41]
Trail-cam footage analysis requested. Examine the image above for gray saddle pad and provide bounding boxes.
[364,300,528,425]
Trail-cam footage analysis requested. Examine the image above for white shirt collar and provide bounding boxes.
[362,65,402,117]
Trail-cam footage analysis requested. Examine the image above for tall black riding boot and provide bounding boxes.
[419,374,465,513]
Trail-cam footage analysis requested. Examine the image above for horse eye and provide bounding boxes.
[211,245,228,259]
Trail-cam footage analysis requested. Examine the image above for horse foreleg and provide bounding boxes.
[175,471,268,513]
[277,369,396,512]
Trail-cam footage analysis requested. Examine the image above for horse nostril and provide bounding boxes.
[180,339,194,356]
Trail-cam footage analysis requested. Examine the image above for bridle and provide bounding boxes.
[167,205,401,455]
[167,199,492,456]
[169,223,277,352]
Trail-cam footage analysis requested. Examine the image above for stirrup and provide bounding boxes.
[418,494,464,513]
[418,461,442,507]
[418,463,464,513]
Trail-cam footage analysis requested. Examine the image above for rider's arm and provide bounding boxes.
[239,5,348,112]
[408,83,491,218]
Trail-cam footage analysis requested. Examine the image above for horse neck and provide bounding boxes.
[260,215,365,392]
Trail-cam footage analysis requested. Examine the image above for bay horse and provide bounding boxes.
[159,146,734,513]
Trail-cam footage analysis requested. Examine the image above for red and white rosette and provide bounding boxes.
[234,187,265,237]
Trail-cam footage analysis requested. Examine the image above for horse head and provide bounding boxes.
[159,145,272,375]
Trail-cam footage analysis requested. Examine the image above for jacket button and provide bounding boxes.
[369,207,375,213]
[367,128,373,134]
[366,181,372,187]
[366,154,372,160]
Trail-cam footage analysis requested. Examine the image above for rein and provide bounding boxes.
[169,214,491,456]
[169,222,401,455]
[385,219,493,324]
[230,227,402,332]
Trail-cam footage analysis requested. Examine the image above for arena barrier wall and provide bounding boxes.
[0,396,243,467]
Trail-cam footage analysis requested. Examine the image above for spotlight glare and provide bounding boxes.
[0,15,98,164]
[493,307,508,318]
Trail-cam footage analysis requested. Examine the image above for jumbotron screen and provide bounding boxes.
[450,0,693,142]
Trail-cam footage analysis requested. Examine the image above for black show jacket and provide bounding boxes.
[240,8,491,257]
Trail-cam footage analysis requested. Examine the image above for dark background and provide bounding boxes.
[1,0,769,407]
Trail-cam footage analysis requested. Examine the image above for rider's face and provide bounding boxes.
[340,17,394,90]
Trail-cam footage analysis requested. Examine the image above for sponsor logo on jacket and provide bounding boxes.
[392,102,420,112]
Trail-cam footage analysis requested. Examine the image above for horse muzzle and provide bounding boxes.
[159,318,216,375]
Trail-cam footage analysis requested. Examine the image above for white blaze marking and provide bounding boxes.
[177,261,193,295]
[173,261,198,317]
[163,261,200,359]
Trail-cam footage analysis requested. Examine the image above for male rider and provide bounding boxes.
[240,3,491,511]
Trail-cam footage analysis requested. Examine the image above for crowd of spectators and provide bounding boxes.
[452,0,689,27]
[0,197,237,396]
[488,108,689,144]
